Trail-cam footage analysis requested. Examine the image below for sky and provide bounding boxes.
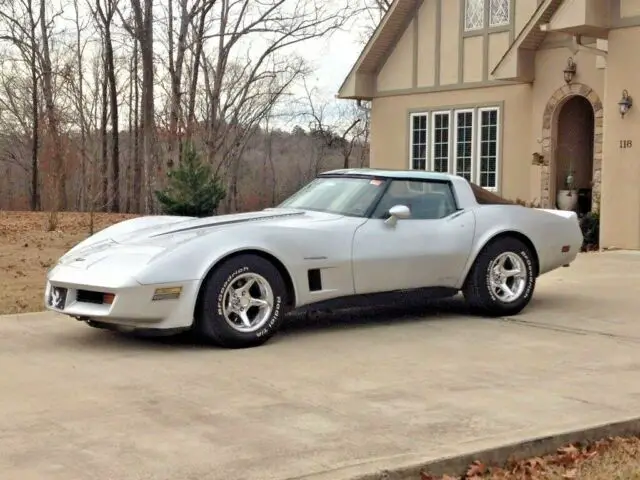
[302,27,365,98]
[273,10,373,130]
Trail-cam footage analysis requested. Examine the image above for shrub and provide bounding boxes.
[155,143,226,217]
[580,211,600,251]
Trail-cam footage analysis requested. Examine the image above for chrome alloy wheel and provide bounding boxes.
[221,272,274,333]
[488,252,528,303]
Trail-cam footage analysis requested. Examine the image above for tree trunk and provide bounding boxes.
[100,60,108,210]
[39,0,66,211]
[104,25,119,212]
[141,0,157,213]
[133,39,142,213]
[30,45,39,211]
[126,52,134,213]
[74,0,88,211]
[186,9,208,143]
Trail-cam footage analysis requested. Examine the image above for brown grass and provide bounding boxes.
[0,211,137,314]
[423,436,640,479]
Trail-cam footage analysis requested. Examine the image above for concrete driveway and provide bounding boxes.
[2,251,640,480]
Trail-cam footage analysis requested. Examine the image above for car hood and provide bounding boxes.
[109,208,338,246]
[56,208,348,273]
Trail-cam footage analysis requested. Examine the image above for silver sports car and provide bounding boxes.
[45,168,583,348]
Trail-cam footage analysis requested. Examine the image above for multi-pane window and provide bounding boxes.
[489,0,510,27]
[464,0,484,31]
[455,111,474,181]
[479,108,499,189]
[411,114,428,170]
[431,112,450,173]
[409,107,501,191]
[464,0,510,32]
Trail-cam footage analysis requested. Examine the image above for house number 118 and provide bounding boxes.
[620,139,633,149]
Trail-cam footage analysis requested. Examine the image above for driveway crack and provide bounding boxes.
[495,317,640,343]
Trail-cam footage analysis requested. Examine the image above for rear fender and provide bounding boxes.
[456,226,540,289]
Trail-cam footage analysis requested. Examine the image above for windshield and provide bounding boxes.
[278,176,386,217]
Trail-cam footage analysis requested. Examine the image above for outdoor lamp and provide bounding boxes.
[618,89,633,118]
[563,57,576,84]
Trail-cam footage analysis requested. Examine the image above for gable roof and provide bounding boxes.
[491,0,564,80]
[337,0,419,99]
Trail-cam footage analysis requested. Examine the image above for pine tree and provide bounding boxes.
[155,143,226,217]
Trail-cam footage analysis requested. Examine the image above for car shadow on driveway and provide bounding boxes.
[51,291,578,352]
[52,294,476,352]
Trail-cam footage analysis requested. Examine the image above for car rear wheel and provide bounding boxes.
[463,237,536,317]
[194,254,288,348]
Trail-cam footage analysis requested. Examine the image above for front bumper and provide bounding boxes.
[44,264,200,330]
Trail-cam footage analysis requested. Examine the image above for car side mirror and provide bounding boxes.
[384,204,411,226]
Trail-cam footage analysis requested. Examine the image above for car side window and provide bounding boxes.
[372,180,457,220]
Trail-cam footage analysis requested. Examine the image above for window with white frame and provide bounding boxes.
[409,106,501,191]
[464,0,510,32]
[431,112,450,173]
[478,108,499,189]
[411,114,428,170]
[455,110,474,181]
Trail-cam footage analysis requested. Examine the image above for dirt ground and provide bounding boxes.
[424,436,640,479]
[0,211,137,314]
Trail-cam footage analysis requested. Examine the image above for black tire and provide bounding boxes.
[194,254,289,348]
[463,237,536,317]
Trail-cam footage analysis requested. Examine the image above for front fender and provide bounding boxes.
[133,231,294,285]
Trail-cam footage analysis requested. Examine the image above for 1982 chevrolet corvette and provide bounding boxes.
[45,168,583,348]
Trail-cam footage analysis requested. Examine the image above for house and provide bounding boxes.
[338,0,640,250]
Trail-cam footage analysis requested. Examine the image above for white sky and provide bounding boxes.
[301,27,364,98]
[0,0,373,133]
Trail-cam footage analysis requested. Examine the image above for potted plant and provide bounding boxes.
[556,168,578,211]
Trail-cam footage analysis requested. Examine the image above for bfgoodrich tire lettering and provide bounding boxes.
[194,254,288,348]
[463,237,536,317]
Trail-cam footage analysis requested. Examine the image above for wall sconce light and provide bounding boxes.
[618,89,633,118]
[563,57,576,84]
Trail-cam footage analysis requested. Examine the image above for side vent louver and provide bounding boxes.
[308,269,322,292]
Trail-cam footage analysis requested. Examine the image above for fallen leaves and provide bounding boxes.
[419,436,640,480]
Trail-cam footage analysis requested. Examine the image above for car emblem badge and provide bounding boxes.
[49,287,67,310]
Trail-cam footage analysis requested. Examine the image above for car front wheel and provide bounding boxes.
[463,237,536,317]
[194,254,288,348]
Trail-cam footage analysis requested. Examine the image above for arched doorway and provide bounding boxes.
[539,83,603,213]
[555,96,594,214]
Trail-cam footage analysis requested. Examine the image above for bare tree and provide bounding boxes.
[298,78,370,175]
[68,0,91,210]
[39,0,67,211]
[359,0,391,41]
[163,0,217,168]
[196,0,359,210]
[118,0,156,213]
[184,0,215,144]
[93,0,121,211]
[0,0,43,210]
[0,0,371,214]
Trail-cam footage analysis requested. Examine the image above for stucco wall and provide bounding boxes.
[370,84,532,202]
[600,25,640,250]
[376,0,537,95]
